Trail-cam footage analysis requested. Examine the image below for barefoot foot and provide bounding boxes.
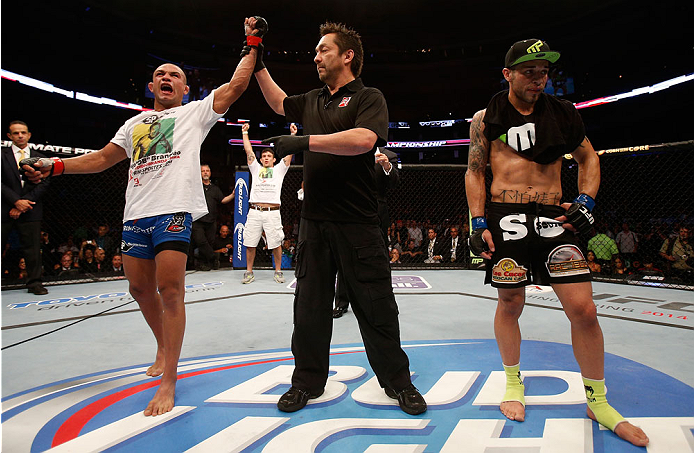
[144,382,175,417]
[500,400,525,421]
[587,407,649,447]
[146,350,165,377]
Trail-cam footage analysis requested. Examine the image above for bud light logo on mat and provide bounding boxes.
[2,340,693,452]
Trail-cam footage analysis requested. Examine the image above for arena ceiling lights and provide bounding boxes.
[2,68,693,128]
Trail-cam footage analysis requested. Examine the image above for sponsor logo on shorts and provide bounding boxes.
[546,245,589,277]
[491,258,528,284]
[120,239,146,252]
[534,216,564,238]
[166,213,187,233]
[122,224,156,234]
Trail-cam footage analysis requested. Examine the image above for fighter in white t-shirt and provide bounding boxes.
[241,122,294,284]
[20,16,267,418]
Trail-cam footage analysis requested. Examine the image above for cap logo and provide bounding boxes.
[527,40,545,54]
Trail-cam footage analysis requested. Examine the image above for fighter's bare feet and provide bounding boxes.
[587,407,649,447]
[146,349,165,377]
[144,381,175,416]
[500,401,525,421]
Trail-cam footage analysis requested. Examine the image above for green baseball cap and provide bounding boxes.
[505,39,561,68]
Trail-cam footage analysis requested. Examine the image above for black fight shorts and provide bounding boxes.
[484,202,592,288]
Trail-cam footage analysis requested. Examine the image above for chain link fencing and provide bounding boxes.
[2,141,692,291]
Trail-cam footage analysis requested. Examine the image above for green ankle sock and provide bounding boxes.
[502,363,525,406]
[583,376,626,431]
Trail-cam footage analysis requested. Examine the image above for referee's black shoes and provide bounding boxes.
[27,283,48,295]
[385,384,427,415]
[277,387,324,412]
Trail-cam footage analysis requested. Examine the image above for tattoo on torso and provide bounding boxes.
[497,189,561,204]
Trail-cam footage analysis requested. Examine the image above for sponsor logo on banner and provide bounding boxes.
[287,275,431,290]
[7,282,224,310]
[3,340,692,452]
[546,245,589,277]
[492,258,528,284]
[233,172,250,268]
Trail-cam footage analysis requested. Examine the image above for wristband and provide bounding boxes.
[573,193,595,211]
[471,216,488,230]
[242,131,248,135]
[246,35,262,47]
[50,157,65,176]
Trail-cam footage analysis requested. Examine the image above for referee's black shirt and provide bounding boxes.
[283,78,388,224]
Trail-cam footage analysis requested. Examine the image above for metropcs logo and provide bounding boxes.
[3,340,693,452]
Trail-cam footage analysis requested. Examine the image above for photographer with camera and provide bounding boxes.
[660,226,693,281]
[78,239,99,274]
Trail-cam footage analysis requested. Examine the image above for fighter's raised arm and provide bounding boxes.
[241,122,256,166]
[213,16,268,114]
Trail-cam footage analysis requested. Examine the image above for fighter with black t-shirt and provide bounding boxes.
[254,22,426,415]
[465,39,648,447]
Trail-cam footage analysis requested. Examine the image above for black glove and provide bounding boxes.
[252,16,268,39]
[565,202,594,236]
[241,16,268,57]
[254,42,265,72]
[251,17,268,71]
[469,229,490,256]
[261,135,309,160]
[18,157,61,180]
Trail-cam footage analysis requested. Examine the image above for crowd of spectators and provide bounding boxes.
[3,212,691,287]
[2,223,125,283]
[587,220,693,284]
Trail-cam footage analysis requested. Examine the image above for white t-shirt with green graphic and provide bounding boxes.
[248,159,289,205]
[111,93,224,222]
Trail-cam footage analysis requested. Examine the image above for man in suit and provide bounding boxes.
[2,121,49,294]
[443,226,468,265]
[423,227,446,264]
[333,147,399,317]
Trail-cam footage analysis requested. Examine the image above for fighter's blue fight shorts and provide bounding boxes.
[121,212,192,259]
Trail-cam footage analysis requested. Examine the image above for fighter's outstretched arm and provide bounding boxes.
[21,142,127,183]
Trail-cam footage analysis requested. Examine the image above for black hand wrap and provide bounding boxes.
[253,42,265,72]
[469,229,490,256]
[565,203,595,236]
[261,135,309,160]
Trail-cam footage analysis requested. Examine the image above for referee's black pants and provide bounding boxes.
[189,220,216,265]
[291,219,412,393]
[2,220,43,285]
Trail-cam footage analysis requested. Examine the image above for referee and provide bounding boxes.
[255,22,426,415]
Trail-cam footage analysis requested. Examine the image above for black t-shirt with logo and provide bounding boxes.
[283,78,388,224]
[483,91,585,164]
